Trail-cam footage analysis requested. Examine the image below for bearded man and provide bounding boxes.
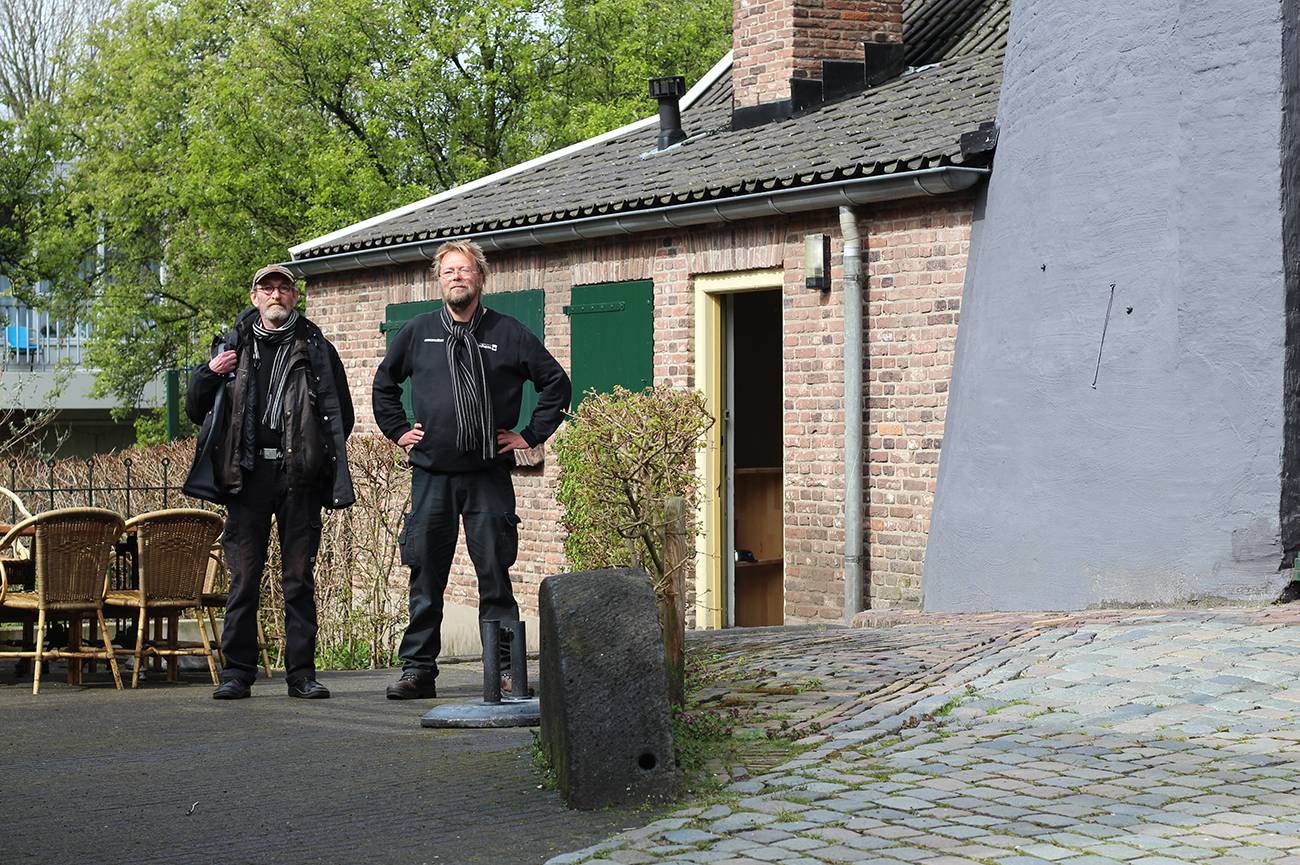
[185,264,354,700]
[372,239,571,699]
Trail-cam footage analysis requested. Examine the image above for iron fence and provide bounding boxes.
[2,455,203,523]
[2,453,213,593]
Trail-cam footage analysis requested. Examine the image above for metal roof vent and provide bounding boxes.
[649,76,688,150]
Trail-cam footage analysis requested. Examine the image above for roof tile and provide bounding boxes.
[297,0,1005,259]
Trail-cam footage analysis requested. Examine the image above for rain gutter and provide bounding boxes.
[286,166,988,277]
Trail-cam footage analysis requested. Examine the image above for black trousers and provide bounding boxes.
[220,458,323,686]
[397,463,520,678]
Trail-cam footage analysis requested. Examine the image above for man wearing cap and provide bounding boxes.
[185,264,355,700]
[373,239,570,699]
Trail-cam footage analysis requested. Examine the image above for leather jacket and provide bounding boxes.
[185,308,355,509]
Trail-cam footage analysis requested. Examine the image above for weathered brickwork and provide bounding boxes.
[303,191,971,625]
[862,195,973,609]
[732,0,904,107]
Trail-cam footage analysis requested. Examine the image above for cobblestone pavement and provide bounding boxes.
[551,608,1300,865]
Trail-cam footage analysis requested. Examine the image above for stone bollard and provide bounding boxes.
[538,568,677,810]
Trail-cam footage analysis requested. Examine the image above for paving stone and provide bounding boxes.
[1082,843,1147,860]
[664,829,723,845]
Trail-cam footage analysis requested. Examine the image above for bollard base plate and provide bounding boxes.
[420,698,541,728]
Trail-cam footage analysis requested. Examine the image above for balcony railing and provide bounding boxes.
[0,297,90,372]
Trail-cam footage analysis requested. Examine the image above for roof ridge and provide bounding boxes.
[290,52,735,258]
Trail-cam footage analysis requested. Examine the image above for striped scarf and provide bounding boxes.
[252,309,300,431]
[442,304,495,460]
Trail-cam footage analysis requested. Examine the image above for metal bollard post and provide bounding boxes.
[509,620,527,699]
[421,618,539,728]
[481,619,502,704]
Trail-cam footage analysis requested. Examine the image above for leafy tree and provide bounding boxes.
[0,108,60,280]
[44,0,404,411]
[542,0,732,143]
[0,0,112,120]
[21,0,732,424]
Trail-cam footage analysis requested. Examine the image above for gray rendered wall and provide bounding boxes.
[923,0,1290,610]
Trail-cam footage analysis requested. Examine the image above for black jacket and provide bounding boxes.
[185,308,356,508]
[372,305,571,473]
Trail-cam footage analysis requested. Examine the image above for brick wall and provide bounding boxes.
[732,0,903,107]
[303,192,972,625]
[862,195,973,608]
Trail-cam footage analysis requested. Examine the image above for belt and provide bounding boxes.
[258,447,283,460]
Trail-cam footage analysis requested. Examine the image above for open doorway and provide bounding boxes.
[728,290,783,626]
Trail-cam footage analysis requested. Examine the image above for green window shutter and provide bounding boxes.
[381,300,440,426]
[483,290,544,430]
[381,290,544,431]
[564,280,653,407]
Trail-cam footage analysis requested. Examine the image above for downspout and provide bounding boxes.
[840,206,865,624]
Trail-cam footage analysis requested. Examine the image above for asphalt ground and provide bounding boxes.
[0,659,648,865]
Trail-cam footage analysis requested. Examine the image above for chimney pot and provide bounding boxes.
[649,76,688,150]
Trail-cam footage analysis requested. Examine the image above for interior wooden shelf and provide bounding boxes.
[736,558,782,568]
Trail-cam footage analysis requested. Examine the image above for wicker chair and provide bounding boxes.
[0,485,33,522]
[0,507,127,694]
[202,541,274,678]
[104,509,224,687]
[0,485,35,562]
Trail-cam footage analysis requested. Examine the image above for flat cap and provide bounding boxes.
[252,264,297,289]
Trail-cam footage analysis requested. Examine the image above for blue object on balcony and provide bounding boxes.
[6,325,31,350]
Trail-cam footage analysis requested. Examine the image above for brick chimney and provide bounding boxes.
[732,0,903,109]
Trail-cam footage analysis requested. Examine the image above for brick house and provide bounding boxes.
[288,0,1007,643]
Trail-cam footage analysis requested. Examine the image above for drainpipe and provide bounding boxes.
[840,205,865,624]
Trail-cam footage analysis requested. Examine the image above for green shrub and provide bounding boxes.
[553,386,713,596]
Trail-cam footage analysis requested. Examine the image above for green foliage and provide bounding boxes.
[529,729,559,790]
[554,386,713,592]
[132,407,170,447]
[0,105,64,283]
[539,0,732,145]
[670,646,808,786]
[315,637,395,672]
[42,0,409,409]
[4,0,731,419]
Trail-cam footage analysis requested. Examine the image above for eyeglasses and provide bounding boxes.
[255,283,296,296]
[440,266,477,280]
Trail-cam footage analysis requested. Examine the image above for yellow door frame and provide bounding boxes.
[693,268,785,629]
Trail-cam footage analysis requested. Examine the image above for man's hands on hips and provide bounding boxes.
[398,423,424,450]
[398,424,528,455]
[497,429,528,453]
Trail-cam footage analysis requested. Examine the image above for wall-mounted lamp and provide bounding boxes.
[805,233,831,290]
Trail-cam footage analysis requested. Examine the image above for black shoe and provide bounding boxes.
[287,678,331,699]
[213,679,251,700]
[386,670,437,699]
